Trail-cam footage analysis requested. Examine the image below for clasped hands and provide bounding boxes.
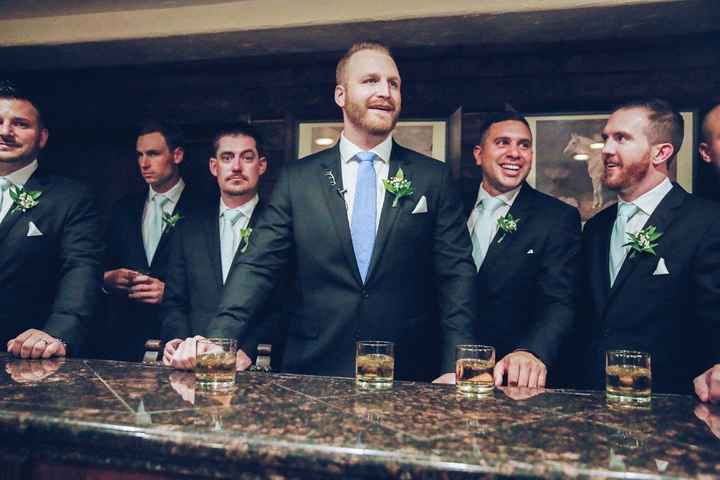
[103,268,165,304]
[163,336,251,371]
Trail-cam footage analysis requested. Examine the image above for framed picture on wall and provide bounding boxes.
[297,121,447,161]
[525,112,694,221]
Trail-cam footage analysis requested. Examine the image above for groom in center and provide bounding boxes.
[205,42,477,381]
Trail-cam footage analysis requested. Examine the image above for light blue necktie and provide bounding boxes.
[220,208,244,283]
[351,152,377,283]
[471,196,505,270]
[144,193,169,264]
[0,177,11,218]
[609,202,639,285]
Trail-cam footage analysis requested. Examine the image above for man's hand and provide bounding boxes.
[6,329,67,359]
[5,357,65,383]
[103,268,138,292]
[694,364,720,404]
[432,372,456,384]
[163,338,183,366]
[694,403,720,440]
[170,336,205,370]
[128,274,165,304]
[494,351,547,388]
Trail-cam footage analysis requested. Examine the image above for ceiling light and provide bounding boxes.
[315,137,335,146]
[573,154,590,161]
[590,142,605,149]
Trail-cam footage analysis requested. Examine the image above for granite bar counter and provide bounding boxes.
[0,353,718,479]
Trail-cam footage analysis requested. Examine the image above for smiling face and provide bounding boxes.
[209,134,266,208]
[474,120,533,197]
[334,48,401,147]
[0,98,48,175]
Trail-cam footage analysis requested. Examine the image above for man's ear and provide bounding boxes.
[473,145,484,167]
[651,142,675,166]
[209,157,218,177]
[258,156,268,176]
[699,142,711,164]
[334,85,346,109]
[38,128,49,150]
[173,147,185,165]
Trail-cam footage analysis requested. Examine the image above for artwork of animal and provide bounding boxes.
[562,133,605,209]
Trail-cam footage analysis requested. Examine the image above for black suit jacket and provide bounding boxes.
[160,199,282,360]
[208,142,477,381]
[0,169,103,353]
[468,183,581,373]
[577,184,720,394]
[102,186,195,361]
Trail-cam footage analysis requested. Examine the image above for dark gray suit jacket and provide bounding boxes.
[208,142,477,381]
[0,169,103,353]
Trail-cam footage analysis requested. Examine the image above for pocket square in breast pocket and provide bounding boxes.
[411,195,428,214]
[27,221,43,237]
[652,257,669,275]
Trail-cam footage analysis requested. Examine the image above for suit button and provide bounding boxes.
[361,290,369,299]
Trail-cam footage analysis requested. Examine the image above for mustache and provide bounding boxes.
[225,174,248,182]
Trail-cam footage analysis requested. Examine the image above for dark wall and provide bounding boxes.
[9,32,720,214]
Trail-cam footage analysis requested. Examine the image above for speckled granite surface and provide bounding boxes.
[0,353,718,479]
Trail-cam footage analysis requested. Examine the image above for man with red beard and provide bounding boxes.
[197,42,477,381]
[574,99,720,397]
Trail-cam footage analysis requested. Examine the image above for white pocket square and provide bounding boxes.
[27,221,43,237]
[652,257,669,275]
[411,195,428,214]
[526,249,534,255]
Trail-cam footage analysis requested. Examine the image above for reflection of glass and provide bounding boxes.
[195,338,237,389]
[456,345,495,395]
[606,350,652,404]
[5,358,65,383]
[695,404,720,440]
[355,341,394,389]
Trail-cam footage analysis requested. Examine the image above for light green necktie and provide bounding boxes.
[145,194,169,264]
[0,177,11,217]
[609,202,639,285]
[220,208,244,283]
[471,196,505,270]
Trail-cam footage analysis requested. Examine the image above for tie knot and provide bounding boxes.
[480,196,505,215]
[223,208,243,226]
[617,202,638,220]
[355,152,377,164]
[153,193,169,208]
[0,177,11,192]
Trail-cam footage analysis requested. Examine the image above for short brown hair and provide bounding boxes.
[615,98,684,164]
[335,42,393,85]
[212,122,264,157]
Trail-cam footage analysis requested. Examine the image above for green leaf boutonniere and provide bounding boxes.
[9,185,42,214]
[496,213,520,243]
[239,227,252,253]
[162,211,182,229]
[382,167,414,207]
[624,225,663,258]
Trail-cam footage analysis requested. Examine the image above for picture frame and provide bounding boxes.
[297,120,447,161]
[526,112,694,221]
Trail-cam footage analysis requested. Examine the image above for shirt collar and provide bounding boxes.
[618,177,673,216]
[220,194,259,219]
[474,182,523,209]
[339,132,392,164]
[4,159,38,186]
[148,177,185,204]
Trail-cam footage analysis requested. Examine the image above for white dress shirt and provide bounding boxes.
[339,133,392,230]
[0,159,38,224]
[466,182,523,238]
[141,178,185,255]
[614,177,673,265]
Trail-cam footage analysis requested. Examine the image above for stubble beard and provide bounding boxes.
[345,99,399,137]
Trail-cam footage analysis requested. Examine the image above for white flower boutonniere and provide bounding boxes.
[624,225,662,258]
[9,185,42,214]
[239,227,252,253]
[496,213,519,243]
[162,211,182,229]
[382,167,414,207]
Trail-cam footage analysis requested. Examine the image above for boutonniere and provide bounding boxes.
[624,225,662,258]
[239,227,252,253]
[9,185,42,214]
[382,167,414,207]
[496,213,519,243]
[162,211,182,229]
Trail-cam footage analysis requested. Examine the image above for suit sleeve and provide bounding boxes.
[159,224,191,341]
[207,166,294,341]
[432,167,478,373]
[694,213,720,366]
[43,187,104,353]
[521,205,581,367]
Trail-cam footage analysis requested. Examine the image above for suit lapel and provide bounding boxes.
[0,170,54,243]
[605,186,684,307]
[318,147,363,284]
[202,203,224,289]
[365,143,408,283]
[151,188,187,267]
[592,207,615,314]
[479,183,534,275]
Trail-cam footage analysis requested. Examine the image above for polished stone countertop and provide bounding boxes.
[0,353,718,479]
